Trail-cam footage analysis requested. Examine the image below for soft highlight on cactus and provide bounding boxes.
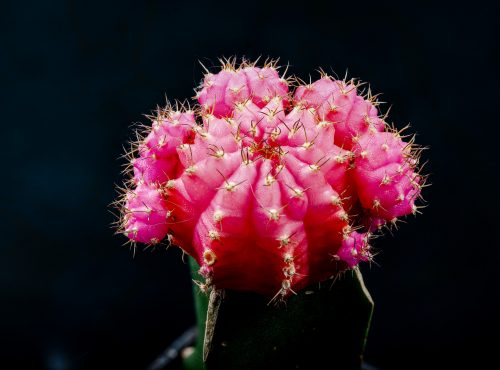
[115,58,426,300]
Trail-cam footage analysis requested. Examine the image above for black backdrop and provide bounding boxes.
[2,0,499,369]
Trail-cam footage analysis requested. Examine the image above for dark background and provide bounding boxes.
[2,0,499,369]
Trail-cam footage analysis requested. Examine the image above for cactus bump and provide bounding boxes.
[116,58,425,300]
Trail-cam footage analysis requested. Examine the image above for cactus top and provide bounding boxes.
[117,59,425,300]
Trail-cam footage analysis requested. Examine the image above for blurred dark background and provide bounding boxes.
[2,0,499,368]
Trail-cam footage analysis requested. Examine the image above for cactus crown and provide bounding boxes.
[113,57,426,300]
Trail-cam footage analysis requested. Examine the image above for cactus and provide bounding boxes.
[182,256,374,370]
[115,57,426,368]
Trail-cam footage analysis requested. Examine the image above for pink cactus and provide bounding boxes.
[294,77,385,150]
[197,62,289,117]
[116,59,424,299]
[122,183,170,244]
[352,131,421,227]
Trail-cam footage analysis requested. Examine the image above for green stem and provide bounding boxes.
[183,258,374,370]
[182,257,208,370]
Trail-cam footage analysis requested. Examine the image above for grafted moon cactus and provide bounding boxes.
[117,59,424,300]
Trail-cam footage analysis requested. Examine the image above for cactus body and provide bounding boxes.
[118,59,424,299]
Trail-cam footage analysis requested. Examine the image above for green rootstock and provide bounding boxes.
[183,257,373,370]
